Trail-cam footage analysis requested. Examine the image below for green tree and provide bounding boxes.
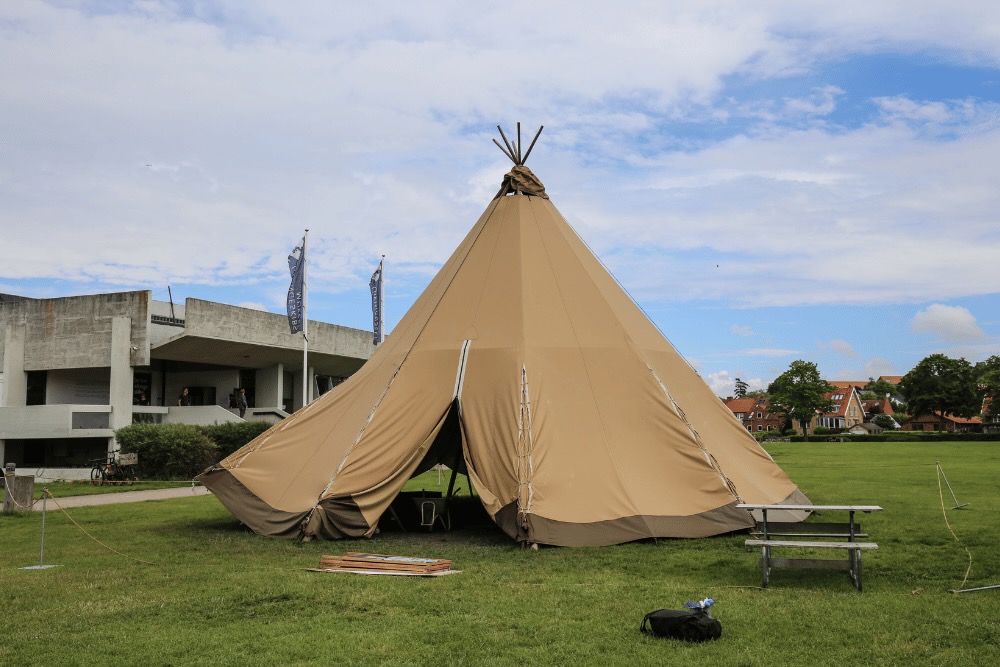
[975,355,1000,417]
[767,360,836,436]
[734,377,749,398]
[898,354,979,419]
[872,414,897,430]
[865,377,899,398]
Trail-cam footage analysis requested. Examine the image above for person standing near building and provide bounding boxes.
[178,387,192,406]
[237,388,248,418]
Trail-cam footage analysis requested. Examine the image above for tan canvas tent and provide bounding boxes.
[198,130,809,546]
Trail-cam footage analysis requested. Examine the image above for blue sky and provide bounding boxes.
[2,1,999,395]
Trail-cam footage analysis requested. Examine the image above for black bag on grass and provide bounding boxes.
[640,600,722,643]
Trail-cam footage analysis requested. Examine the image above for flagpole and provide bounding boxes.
[302,229,309,409]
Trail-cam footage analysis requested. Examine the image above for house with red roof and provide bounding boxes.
[901,412,983,433]
[829,380,867,393]
[811,386,866,431]
[723,397,785,434]
[984,397,1000,434]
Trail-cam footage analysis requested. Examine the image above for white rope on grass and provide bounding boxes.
[43,489,159,566]
[936,464,973,593]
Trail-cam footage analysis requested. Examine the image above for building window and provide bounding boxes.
[756,412,762,418]
[757,425,763,431]
[26,371,47,406]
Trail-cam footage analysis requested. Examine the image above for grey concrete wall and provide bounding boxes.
[3,474,34,513]
[0,292,150,371]
[2,324,26,406]
[162,405,243,426]
[46,368,111,404]
[182,298,374,358]
[109,316,134,449]
[256,363,283,408]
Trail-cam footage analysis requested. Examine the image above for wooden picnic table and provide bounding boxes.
[737,503,883,591]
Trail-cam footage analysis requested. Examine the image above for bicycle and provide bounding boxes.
[89,453,139,486]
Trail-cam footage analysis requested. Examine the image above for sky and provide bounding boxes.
[2,1,999,396]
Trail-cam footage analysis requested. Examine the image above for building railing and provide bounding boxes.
[150,314,185,327]
[0,403,289,439]
[0,404,113,438]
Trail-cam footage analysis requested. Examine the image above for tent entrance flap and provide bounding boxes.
[411,399,465,482]
[390,399,479,531]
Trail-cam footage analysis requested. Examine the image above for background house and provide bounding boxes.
[812,386,866,431]
[722,397,784,434]
[901,412,983,433]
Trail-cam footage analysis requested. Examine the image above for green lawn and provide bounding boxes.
[31,479,195,500]
[2,442,998,666]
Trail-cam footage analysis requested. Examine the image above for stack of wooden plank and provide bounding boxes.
[311,552,456,576]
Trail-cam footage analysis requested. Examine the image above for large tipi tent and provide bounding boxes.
[198,128,809,546]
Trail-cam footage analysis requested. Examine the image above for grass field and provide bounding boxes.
[2,442,998,666]
[31,479,195,500]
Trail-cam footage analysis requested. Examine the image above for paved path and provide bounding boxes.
[33,485,213,511]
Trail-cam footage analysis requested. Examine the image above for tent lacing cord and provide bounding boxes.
[303,367,402,528]
[649,366,742,502]
[300,197,506,534]
[516,365,536,527]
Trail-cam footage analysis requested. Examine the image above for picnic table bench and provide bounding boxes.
[737,504,882,592]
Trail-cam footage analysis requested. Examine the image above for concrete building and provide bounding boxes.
[0,291,374,469]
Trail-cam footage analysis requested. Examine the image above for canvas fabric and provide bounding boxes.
[198,184,808,546]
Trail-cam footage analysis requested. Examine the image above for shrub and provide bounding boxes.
[197,421,272,460]
[812,427,833,435]
[786,432,1000,443]
[115,423,218,479]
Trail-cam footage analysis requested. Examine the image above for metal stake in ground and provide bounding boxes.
[936,461,970,509]
[20,488,60,570]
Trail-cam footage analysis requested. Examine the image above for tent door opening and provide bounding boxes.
[391,399,480,531]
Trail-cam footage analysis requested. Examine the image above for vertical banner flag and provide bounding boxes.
[286,238,305,334]
[369,257,384,345]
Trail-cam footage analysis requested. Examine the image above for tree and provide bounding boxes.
[767,360,836,436]
[872,414,897,430]
[734,377,749,398]
[975,355,1000,417]
[898,354,979,419]
[865,377,899,399]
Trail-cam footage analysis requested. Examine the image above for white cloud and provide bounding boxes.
[707,370,735,396]
[819,339,858,357]
[1,1,1000,323]
[911,304,987,342]
[863,357,895,378]
[731,324,754,336]
[706,370,766,397]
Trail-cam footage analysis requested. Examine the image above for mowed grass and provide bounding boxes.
[31,479,194,500]
[2,442,999,667]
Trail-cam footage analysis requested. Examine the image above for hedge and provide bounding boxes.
[115,423,217,479]
[196,421,272,460]
[115,420,273,479]
[787,433,1000,442]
